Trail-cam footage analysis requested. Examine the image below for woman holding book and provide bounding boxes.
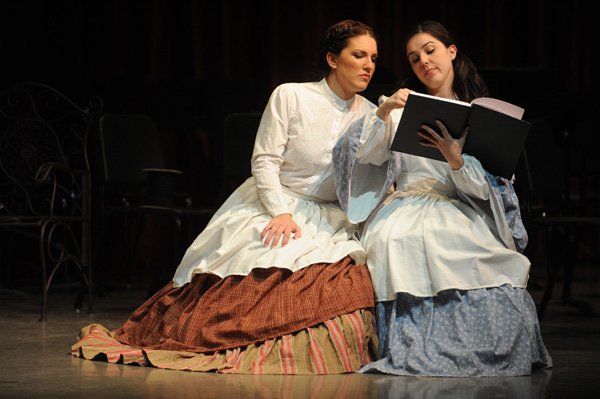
[72,19,380,374]
[333,20,552,376]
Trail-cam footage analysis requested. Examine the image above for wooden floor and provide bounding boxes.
[0,260,598,399]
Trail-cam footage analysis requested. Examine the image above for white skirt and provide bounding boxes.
[173,178,365,287]
[362,189,531,300]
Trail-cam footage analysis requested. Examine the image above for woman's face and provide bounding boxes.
[327,34,377,100]
[406,32,456,96]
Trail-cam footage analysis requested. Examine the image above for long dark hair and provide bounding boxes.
[402,21,488,102]
[315,19,377,80]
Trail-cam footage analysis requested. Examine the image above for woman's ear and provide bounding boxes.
[326,52,337,70]
[448,44,457,60]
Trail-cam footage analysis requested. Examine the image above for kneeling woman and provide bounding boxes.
[72,20,380,374]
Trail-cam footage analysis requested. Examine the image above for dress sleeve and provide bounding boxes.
[355,103,399,166]
[449,155,491,200]
[333,106,402,224]
[451,155,528,252]
[251,85,294,217]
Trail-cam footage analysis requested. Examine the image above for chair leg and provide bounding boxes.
[87,263,93,314]
[145,214,180,299]
[129,214,147,286]
[560,228,595,315]
[537,228,559,321]
[83,174,93,315]
[73,219,93,314]
[39,224,49,322]
[39,217,95,320]
[73,283,86,312]
[73,268,93,314]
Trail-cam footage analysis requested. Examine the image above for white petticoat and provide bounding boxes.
[172,177,365,287]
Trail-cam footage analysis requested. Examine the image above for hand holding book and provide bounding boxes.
[417,120,469,171]
[390,92,530,178]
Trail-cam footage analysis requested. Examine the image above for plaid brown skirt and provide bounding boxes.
[110,256,374,353]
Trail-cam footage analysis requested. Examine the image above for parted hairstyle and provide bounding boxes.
[315,19,377,80]
[402,20,488,103]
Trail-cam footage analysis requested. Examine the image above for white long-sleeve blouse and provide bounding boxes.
[172,79,375,285]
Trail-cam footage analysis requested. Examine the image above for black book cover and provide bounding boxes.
[390,93,530,178]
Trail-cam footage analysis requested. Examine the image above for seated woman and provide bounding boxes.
[72,19,381,374]
[334,20,552,376]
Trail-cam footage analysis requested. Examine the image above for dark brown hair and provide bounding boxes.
[403,21,488,102]
[315,19,377,80]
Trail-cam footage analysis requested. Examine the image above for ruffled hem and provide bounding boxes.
[71,309,378,374]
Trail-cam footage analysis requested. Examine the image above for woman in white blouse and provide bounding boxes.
[335,20,552,376]
[72,20,380,374]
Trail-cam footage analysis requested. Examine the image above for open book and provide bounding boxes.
[390,92,530,178]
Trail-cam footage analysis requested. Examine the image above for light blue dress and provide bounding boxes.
[333,109,552,376]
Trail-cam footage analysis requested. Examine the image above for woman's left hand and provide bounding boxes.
[418,120,468,170]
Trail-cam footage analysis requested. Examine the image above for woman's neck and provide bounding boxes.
[325,74,354,100]
[428,86,455,100]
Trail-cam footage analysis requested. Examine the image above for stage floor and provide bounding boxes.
[1,262,598,399]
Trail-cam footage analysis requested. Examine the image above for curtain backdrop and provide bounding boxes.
[1,0,597,288]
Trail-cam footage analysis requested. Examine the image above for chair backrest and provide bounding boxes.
[96,113,185,207]
[517,118,571,219]
[0,83,102,217]
[221,112,261,197]
[98,113,165,185]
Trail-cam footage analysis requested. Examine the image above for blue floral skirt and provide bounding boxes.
[360,285,552,376]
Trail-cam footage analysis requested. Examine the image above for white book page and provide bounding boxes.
[409,91,470,107]
[471,97,525,119]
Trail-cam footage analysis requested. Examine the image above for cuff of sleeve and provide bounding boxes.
[259,190,291,217]
[450,155,489,199]
[267,206,292,218]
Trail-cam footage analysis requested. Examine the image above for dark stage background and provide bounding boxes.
[1,0,598,290]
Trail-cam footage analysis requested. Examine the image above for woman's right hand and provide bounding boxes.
[376,88,412,122]
[261,213,302,248]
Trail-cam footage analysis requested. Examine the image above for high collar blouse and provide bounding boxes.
[251,79,376,217]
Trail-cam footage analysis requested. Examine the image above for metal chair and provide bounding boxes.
[92,113,216,296]
[517,119,600,320]
[0,82,102,320]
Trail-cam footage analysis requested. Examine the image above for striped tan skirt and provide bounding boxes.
[71,257,379,374]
